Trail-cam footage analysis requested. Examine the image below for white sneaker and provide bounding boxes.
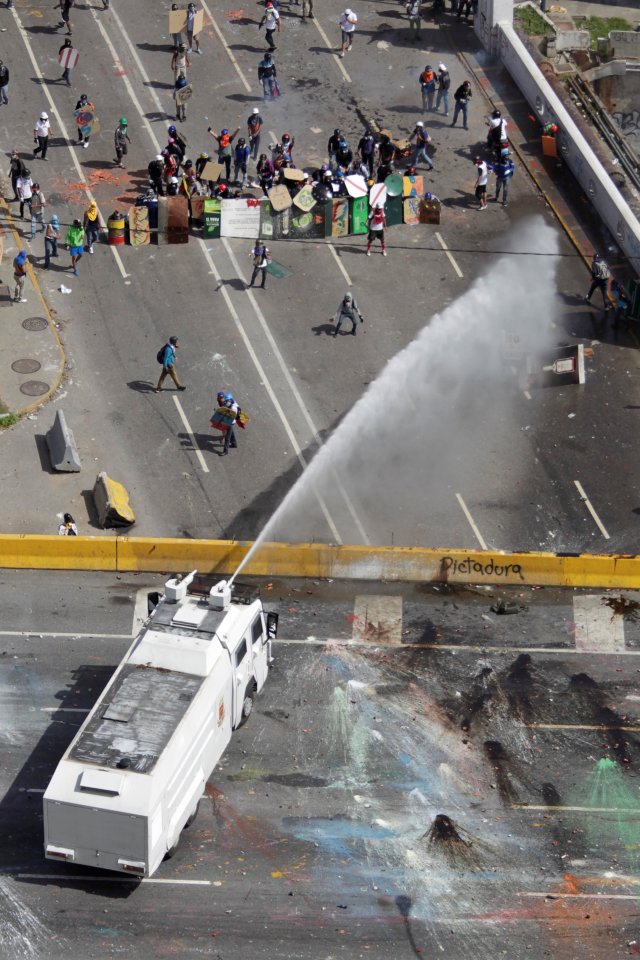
[18,297,27,303]
[89,245,94,254]
[83,141,89,148]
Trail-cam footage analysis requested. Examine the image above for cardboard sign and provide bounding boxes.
[130,204,150,246]
[220,198,261,238]
[403,197,421,225]
[293,184,316,212]
[58,47,79,69]
[403,175,423,198]
[345,174,368,199]
[200,160,223,182]
[282,167,305,182]
[350,196,369,234]
[191,9,204,34]
[369,183,387,208]
[420,199,441,224]
[331,198,348,238]
[175,84,193,105]
[267,185,292,212]
[169,9,188,32]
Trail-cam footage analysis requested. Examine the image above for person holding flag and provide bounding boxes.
[210,391,249,456]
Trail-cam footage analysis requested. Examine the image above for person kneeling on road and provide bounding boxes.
[333,291,364,337]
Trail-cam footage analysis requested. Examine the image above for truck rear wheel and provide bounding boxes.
[238,686,255,727]
[185,799,201,828]
[164,839,179,860]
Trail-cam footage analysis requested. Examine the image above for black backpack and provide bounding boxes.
[157,345,166,364]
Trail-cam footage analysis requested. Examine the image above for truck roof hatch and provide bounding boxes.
[79,769,124,796]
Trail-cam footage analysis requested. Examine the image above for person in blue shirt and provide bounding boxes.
[156,336,186,392]
[233,138,251,185]
[491,154,515,206]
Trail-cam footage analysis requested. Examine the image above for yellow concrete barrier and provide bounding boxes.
[0,535,118,570]
[0,537,639,589]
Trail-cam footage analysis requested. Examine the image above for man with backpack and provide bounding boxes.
[405,0,422,40]
[155,336,186,392]
[418,65,436,112]
[585,253,611,311]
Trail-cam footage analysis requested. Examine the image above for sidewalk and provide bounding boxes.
[0,205,64,420]
[546,2,640,27]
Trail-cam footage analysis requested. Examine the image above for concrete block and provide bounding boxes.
[93,471,135,528]
[555,29,590,52]
[46,410,81,472]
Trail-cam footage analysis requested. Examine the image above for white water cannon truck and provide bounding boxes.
[43,572,277,878]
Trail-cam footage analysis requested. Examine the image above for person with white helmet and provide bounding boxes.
[247,107,263,161]
[339,7,357,57]
[410,121,433,171]
[435,63,450,116]
[148,154,165,195]
[33,111,52,161]
[333,291,364,337]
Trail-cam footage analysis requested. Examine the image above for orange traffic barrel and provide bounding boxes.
[107,211,126,245]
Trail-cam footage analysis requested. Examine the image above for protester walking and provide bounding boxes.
[258,51,277,100]
[211,391,241,456]
[44,214,60,269]
[435,63,450,115]
[411,122,433,170]
[259,1,280,50]
[333,291,364,336]
[418,65,436,112]
[170,3,183,50]
[451,79,472,129]
[58,38,76,85]
[302,0,313,20]
[9,150,26,202]
[33,112,52,160]
[366,203,387,256]
[248,241,271,289]
[55,0,73,35]
[257,153,275,195]
[16,168,33,219]
[0,61,9,104]
[114,117,131,168]
[83,200,100,253]
[156,336,186,392]
[207,126,239,180]
[171,42,190,82]
[492,153,514,206]
[186,2,202,53]
[233,138,251,185]
[75,93,94,148]
[248,108,263,160]
[405,0,422,39]
[358,129,376,177]
[473,156,488,210]
[339,8,357,56]
[12,250,28,303]
[64,217,84,274]
[585,253,611,311]
[29,182,46,240]
[174,72,189,122]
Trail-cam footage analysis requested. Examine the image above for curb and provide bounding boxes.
[0,196,66,418]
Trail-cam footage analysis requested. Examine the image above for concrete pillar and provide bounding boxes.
[476,0,514,55]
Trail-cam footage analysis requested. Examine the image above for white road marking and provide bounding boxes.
[574,480,610,539]
[0,631,131,639]
[10,7,128,279]
[455,493,488,550]
[526,722,640,731]
[573,594,625,653]
[312,16,352,83]
[278,637,640,655]
[15,874,216,886]
[352,596,402,645]
[198,0,252,93]
[523,390,532,400]
[40,708,89,713]
[512,804,640,814]
[518,892,640,901]
[326,241,352,286]
[435,232,464,278]
[172,396,210,473]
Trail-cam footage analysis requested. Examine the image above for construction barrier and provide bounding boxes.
[0,538,639,589]
[93,472,135,528]
[46,410,81,472]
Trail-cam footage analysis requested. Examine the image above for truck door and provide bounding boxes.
[232,636,252,727]
[250,614,268,690]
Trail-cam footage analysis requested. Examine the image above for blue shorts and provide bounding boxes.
[70,245,83,256]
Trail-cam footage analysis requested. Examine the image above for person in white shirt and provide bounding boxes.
[473,156,488,210]
[58,513,78,536]
[339,8,357,57]
[187,2,202,54]
[259,2,281,51]
[248,242,271,289]
[33,112,52,160]
[16,169,33,219]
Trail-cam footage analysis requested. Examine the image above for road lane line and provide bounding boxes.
[40,708,89,713]
[435,232,464,278]
[519,892,640,901]
[326,241,352,286]
[10,7,128,280]
[526,723,640,731]
[89,12,362,545]
[523,390,532,400]
[455,493,488,550]
[573,480,610,539]
[573,593,625,653]
[512,804,640,814]
[0,630,132,639]
[15,873,216,886]
[198,0,252,93]
[312,16,352,83]
[133,586,150,635]
[172,396,210,473]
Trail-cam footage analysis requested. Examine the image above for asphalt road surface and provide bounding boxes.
[0,0,638,551]
[2,571,640,959]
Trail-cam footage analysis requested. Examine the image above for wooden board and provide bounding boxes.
[129,204,150,246]
[267,185,292,212]
[169,9,188,32]
[158,196,189,244]
[200,160,224,182]
[282,167,305,182]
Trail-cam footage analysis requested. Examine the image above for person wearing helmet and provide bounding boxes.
[44,213,60,269]
[357,129,376,177]
[148,154,165,195]
[75,93,94,148]
[212,391,241,456]
[174,70,190,122]
[451,79,472,129]
[171,41,190,82]
[12,249,28,304]
[207,125,240,180]
[233,137,251,186]
[64,217,85,275]
[418,64,436,113]
[277,131,294,163]
[333,291,364,337]
[410,121,433,171]
[114,117,131,168]
[435,63,450,116]
[473,155,488,210]
[335,137,352,172]
[366,203,387,256]
[247,107,263,160]
[257,50,277,100]
[327,129,342,167]
[167,175,180,196]
[167,124,188,159]
[259,0,280,51]
[256,153,275,195]
[58,513,78,536]
[16,166,33,220]
[249,240,271,290]
[33,111,52,161]
[339,7,358,57]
